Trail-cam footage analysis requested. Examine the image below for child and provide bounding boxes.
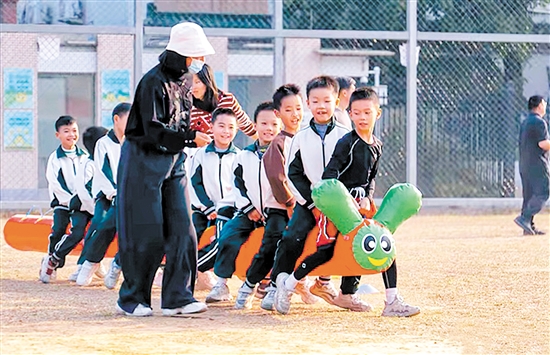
[189,107,240,288]
[268,76,350,308]
[204,102,282,304]
[246,84,317,311]
[76,102,130,287]
[39,115,90,283]
[66,126,109,281]
[276,88,420,317]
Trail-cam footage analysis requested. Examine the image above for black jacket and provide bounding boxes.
[125,50,197,154]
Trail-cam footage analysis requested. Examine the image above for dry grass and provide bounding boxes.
[1,212,549,355]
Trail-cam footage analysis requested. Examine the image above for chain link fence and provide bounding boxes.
[1,0,549,202]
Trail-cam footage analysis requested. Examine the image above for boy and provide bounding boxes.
[247,84,317,311]
[76,102,130,287]
[39,116,90,283]
[66,126,109,281]
[268,76,349,309]
[334,77,355,130]
[276,88,420,317]
[190,107,240,288]
[204,102,282,305]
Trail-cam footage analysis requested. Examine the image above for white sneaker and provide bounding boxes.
[295,278,320,304]
[95,262,107,278]
[260,286,276,311]
[333,292,372,312]
[196,271,216,291]
[76,261,99,286]
[381,295,420,317]
[68,264,82,282]
[274,273,293,315]
[116,303,153,317]
[39,255,58,284]
[205,284,232,303]
[234,284,255,310]
[162,302,208,316]
[104,259,122,289]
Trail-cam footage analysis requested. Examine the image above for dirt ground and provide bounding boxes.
[1,211,549,355]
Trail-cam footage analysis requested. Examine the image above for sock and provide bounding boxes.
[385,288,398,303]
[215,277,228,287]
[318,276,331,285]
[284,273,299,291]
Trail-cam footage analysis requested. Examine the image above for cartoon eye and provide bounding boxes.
[362,234,376,254]
[380,235,392,253]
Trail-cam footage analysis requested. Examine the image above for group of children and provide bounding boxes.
[37,73,420,317]
[39,103,130,291]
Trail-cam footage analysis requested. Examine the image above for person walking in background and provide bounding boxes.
[514,95,549,235]
[334,77,356,130]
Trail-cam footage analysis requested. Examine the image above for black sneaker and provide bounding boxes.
[514,216,534,235]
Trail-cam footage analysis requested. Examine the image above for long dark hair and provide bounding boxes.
[194,63,219,112]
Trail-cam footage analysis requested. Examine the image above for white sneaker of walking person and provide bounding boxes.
[104,259,122,289]
[76,260,100,286]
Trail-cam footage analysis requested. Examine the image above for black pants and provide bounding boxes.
[117,140,198,312]
[49,207,91,268]
[213,212,263,278]
[197,206,236,273]
[520,171,549,223]
[192,211,214,245]
[78,196,111,265]
[83,201,117,263]
[246,208,289,285]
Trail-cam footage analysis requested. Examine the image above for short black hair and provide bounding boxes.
[336,77,356,94]
[306,76,339,98]
[82,126,108,159]
[272,84,301,110]
[349,87,380,108]
[112,102,131,121]
[528,95,544,110]
[253,101,275,123]
[211,107,236,124]
[55,115,76,132]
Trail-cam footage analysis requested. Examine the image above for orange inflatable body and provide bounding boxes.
[4,215,376,278]
[3,214,118,257]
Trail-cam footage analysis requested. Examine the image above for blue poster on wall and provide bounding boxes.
[101,69,131,110]
[4,110,34,149]
[3,68,33,109]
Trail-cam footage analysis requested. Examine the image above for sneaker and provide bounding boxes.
[196,271,216,291]
[39,255,58,283]
[526,227,545,235]
[255,280,269,299]
[95,262,107,278]
[162,302,208,316]
[514,216,534,235]
[68,264,82,282]
[260,286,276,311]
[205,284,232,303]
[333,292,372,312]
[116,303,153,317]
[76,261,100,286]
[295,279,320,304]
[309,279,338,305]
[274,273,293,315]
[381,295,420,317]
[104,259,122,289]
[234,285,255,310]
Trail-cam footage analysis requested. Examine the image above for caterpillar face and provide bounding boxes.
[351,220,395,272]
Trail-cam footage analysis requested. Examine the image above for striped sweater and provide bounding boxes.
[190,91,256,137]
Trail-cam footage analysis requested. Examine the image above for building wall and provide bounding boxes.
[154,0,270,15]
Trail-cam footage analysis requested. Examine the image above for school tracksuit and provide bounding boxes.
[46,145,90,267]
[80,130,121,264]
[212,141,289,284]
[189,142,239,272]
[270,118,350,285]
[117,60,200,313]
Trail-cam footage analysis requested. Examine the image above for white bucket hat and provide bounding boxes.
[165,22,215,57]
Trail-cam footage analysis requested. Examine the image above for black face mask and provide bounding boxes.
[158,50,189,78]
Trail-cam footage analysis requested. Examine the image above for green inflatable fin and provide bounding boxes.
[373,183,422,233]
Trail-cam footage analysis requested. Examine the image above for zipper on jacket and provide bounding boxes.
[218,156,224,199]
[321,137,326,167]
[258,159,264,217]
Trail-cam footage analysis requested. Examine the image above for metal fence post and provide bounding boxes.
[406,0,418,186]
[273,0,284,91]
[134,0,144,89]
